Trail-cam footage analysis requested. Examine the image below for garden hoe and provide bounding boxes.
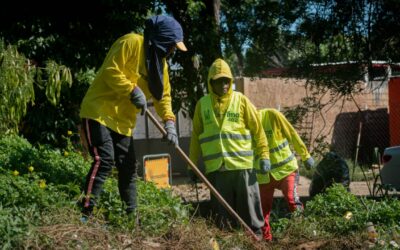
[145,109,260,242]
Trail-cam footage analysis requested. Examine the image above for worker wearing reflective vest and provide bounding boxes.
[189,58,271,237]
[255,108,315,241]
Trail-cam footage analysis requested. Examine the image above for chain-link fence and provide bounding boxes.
[295,78,398,166]
[330,108,389,164]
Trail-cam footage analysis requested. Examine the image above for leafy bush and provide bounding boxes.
[21,68,94,148]
[0,169,66,208]
[0,40,35,134]
[34,144,89,185]
[0,134,36,170]
[96,177,192,236]
[0,168,73,247]
[304,184,365,234]
[366,198,400,226]
[0,206,36,249]
[0,134,90,186]
[304,184,400,235]
[0,40,72,135]
[136,180,191,235]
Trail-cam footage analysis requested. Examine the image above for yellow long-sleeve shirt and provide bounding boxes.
[80,33,175,136]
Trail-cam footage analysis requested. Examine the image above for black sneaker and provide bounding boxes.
[80,207,93,224]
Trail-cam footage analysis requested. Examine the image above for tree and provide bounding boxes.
[164,0,223,118]
[0,0,156,145]
[1,0,398,145]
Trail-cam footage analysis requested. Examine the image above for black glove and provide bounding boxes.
[187,169,198,183]
[163,120,179,146]
[130,87,147,115]
[304,157,315,170]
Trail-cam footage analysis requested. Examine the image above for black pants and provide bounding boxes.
[81,119,137,214]
[207,169,264,235]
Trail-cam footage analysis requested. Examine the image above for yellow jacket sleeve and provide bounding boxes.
[189,101,203,167]
[274,110,310,161]
[241,96,269,160]
[100,37,139,96]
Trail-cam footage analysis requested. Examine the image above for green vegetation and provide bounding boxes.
[270,185,400,248]
[0,134,192,248]
[0,1,399,248]
[0,40,73,142]
[1,135,399,249]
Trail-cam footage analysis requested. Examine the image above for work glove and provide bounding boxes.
[304,157,315,170]
[259,159,271,174]
[187,169,198,183]
[163,120,179,146]
[130,86,147,115]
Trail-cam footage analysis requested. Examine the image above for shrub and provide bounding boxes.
[0,206,36,249]
[0,168,73,247]
[0,41,72,135]
[304,184,400,235]
[34,144,89,185]
[0,134,90,186]
[0,168,71,209]
[136,179,191,235]
[0,134,36,171]
[96,177,192,236]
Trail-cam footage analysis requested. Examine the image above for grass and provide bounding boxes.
[17,206,367,250]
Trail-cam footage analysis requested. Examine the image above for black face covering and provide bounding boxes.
[144,15,184,101]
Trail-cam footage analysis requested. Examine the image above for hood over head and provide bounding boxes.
[144,15,187,100]
[207,58,233,96]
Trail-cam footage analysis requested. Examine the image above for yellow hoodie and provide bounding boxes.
[79,33,175,136]
[189,58,269,169]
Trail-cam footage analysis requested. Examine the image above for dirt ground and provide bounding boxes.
[170,176,372,203]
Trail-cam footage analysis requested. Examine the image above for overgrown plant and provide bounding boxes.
[0,41,35,134]
[37,60,73,106]
[96,177,192,236]
[0,134,192,247]
[21,68,94,148]
[0,40,72,135]
[0,167,72,248]
[304,184,400,235]
[0,134,89,186]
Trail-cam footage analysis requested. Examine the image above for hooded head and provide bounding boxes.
[144,15,187,100]
[207,58,233,97]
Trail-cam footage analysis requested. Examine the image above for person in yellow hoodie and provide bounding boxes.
[255,108,314,241]
[79,15,187,218]
[188,58,270,236]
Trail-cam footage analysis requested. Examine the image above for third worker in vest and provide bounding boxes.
[255,108,315,241]
[188,58,271,238]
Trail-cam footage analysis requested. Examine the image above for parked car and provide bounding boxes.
[380,146,400,190]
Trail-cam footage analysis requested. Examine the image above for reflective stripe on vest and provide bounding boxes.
[199,92,253,174]
[257,110,297,184]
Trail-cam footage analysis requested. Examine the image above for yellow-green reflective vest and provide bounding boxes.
[199,92,253,174]
[256,111,298,184]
